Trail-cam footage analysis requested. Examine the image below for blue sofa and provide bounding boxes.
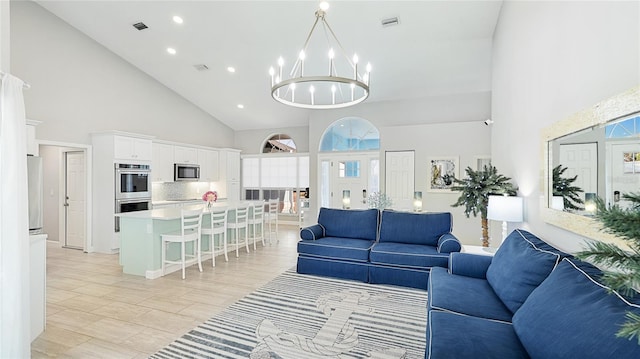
[297,208,462,289]
[426,229,640,358]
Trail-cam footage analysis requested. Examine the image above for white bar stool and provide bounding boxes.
[161,208,203,279]
[265,199,279,243]
[201,207,228,265]
[227,204,250,257]
[248,202,265,250]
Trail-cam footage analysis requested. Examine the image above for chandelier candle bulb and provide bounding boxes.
[309,85,315,105]
[331,85,336,104]
[269,67,275,86]
[350,83,355,101]
[278,57,284,80]
[353,54,359,79]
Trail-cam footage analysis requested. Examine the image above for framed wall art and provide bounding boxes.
[428,157,459,192]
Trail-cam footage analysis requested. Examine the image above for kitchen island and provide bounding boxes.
[117,201,262,279]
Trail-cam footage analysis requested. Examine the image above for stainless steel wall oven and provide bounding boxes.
[115,163,151,199]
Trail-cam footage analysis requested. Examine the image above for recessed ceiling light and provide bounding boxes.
[172,16,183,24]
[227,67,236,73]
[167,47,177,55]
[237,104,244,109]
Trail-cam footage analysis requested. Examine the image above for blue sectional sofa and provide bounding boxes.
[297,207,462,289]
[426,229,640,358]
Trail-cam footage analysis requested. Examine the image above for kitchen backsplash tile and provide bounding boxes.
[152,182,219,202]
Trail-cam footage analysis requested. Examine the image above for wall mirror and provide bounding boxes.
[541,86,640,246]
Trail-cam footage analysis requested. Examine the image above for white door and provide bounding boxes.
[65,151,86,249]
[385,151,415,209]
[559,143,598,204]
[320,152,379,210]
[608,142,640,209]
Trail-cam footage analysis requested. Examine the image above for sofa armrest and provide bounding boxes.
[437,233,462,253]
[448,252,493,279]
[300,224,326,240]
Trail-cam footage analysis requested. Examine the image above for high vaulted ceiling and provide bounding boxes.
[35,1,503,131]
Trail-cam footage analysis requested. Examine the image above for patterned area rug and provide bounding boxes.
[151,270,428,359]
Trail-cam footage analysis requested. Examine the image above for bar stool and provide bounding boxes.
[265,199,279,243]
[227,204,249,257]
[161,208,203,279]
[201,207,228,265]
[248,202,265,250]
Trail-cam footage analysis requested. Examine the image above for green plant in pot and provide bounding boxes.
[451,164,517,247]
[577,193,640,343]
[552,164,584,211]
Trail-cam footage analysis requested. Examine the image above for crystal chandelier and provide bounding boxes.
[269,1,371,109]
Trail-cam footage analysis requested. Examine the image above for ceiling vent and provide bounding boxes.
[193,64,209,71]
[381,17,400,28]
[132,22,148,31]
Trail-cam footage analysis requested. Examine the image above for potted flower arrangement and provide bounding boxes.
[202,190,218,209]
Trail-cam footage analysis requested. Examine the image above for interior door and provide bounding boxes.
[385,151,415,209]
[559,143,598,204]
[65,151,86,249]
[608,142,640,209]
[321,152,378,210]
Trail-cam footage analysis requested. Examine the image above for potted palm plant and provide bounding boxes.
[577,193,640,344]
[451,164,517,247]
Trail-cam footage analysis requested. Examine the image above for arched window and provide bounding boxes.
[319,117,380,152]
[263,134,297,153]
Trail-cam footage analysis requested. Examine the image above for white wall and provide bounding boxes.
[10,1,234,147]
[381,121,492,243]
[305,91,492,241]
[491,0,640,253]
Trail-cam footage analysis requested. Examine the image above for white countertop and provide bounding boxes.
[118,200,264,220]
[152,199,200,206]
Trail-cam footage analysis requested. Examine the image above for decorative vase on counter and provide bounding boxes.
[202,190,218,210]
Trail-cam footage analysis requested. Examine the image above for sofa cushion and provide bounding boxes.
[379,210,452,246]
[486,229,568,313]
[428,267,513,322]
[317,207,379,241]
[427,310,529,359]
[370,242,449,269]
[297,237,374,262]
[513,258,640,358]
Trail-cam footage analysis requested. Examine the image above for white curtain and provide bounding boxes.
[0,73,30,357]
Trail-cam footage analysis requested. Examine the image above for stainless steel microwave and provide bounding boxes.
[174,163,200,181]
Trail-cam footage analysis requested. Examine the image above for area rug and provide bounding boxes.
[150,270,428,359]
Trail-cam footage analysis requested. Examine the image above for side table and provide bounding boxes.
[462,245,496,256]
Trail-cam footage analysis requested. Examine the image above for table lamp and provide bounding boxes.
[487,195,524,244]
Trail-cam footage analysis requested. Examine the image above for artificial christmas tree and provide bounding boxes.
[552,164,584,211]
[577,193,640,344]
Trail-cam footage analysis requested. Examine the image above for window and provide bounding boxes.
[605,115,640,138]
[263,134,297,153]
[319,117,380,152]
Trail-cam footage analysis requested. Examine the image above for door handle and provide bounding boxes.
[63,203,69,207]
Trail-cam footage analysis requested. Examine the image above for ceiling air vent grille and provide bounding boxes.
[193,64,209,71]
[133,22,148,31]
[381,17,400,28]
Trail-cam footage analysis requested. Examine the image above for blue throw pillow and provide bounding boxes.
[486,230,564,313]
[513,258,640,358]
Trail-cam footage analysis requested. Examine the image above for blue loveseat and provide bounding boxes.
[426,229,640,358]
[297,207,462,289]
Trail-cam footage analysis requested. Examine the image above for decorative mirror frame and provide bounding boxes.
[541,86,640,247]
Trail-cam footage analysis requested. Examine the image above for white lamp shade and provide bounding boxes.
[551,196,565,210]
[487,196,524,222]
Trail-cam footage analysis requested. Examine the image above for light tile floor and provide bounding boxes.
[32,226,300,358]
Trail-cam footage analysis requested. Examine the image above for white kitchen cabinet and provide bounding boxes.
[226,150,241,182]
[174,146,198,164]
[114,136,152,161]
[152,143,174,182]
[198,149,219,182]
[227,181,241,202]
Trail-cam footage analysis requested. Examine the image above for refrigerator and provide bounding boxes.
[27,155,43,234]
